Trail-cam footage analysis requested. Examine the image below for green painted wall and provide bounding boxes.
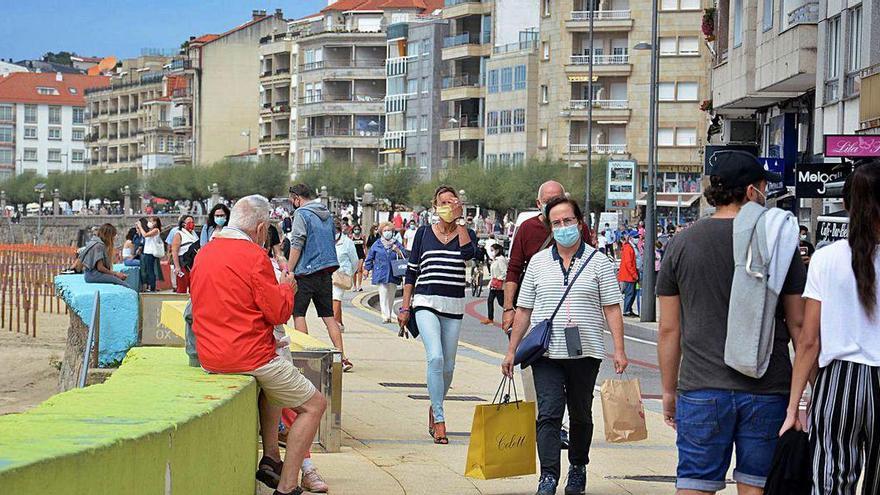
[0,347,258,494]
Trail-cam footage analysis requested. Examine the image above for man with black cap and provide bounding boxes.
[656,150,806,494]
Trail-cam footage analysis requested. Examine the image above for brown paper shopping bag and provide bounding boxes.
[465,377,536,480]
[600,378,648,443]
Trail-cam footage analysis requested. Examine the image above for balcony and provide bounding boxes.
[566,54,631,76]
[171,88,191,103]
[442,32,491,61]
[300,59,386,80]
[385,93,416,113]
[166,59,192,73]
[859,64,880,131]
[301,127,384,148]
[386,55,416,77]
[383,129,416,149]
[440,118,483,142]
[441,74,484,101]
[261,68,292,86]
[569,143,628,155]
[566,99,631,121]
[297,94,384,116]
[442,0,492,19]
[754,17,817,94]
[172,117,191,131]
[566,10,633,31]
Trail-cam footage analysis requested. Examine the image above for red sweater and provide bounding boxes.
[190,237,294,373]
[618,241,639,283]
[505,215,593,284]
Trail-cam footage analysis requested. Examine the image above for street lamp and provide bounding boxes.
[34,183,46,244]
[300,123,312,169]
[367,120,381,167]
[448,113,461,167]
[633,0,660,322]
[240,129,251,152]
[584,0,595,225]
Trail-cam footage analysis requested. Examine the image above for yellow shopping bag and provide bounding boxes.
[464,377,537,480]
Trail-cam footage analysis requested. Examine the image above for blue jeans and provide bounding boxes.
[415,310,462,423]
[676,389,787,491]
[622,281,636,314]
[142,254,158,291]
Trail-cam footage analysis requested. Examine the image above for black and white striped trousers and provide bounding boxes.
[810,359,880,494]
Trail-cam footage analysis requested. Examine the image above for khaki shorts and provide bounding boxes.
[246,356,316,409]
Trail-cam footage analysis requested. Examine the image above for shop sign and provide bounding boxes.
[824,134,880,158]
[816,217,849,243]
[795,163,847,198]
[758,157,785,194]
[606,160,636,210]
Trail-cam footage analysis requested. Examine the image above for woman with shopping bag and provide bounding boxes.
[363,222,406,323]
[501,196,629,495]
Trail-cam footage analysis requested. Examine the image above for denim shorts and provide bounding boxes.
[675,389,787,492]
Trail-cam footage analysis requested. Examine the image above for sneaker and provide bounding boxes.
[301,467,329,493]
[480,318,493,325]
[535,474,558,495]
[564,465,587,495]
[272,488,303,495]
[342,358,354,372]
[560,428,569,450]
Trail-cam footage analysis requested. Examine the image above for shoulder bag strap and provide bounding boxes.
[539,233,554,251]
[549,249,598,321]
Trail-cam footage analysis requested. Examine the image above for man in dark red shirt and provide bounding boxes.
[191,195,325,495]
[502,181,593,333]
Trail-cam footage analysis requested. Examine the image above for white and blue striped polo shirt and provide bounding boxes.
[517,242,621,360]
[405,226,477,318]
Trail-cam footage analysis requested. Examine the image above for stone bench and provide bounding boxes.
[0,347,258,494]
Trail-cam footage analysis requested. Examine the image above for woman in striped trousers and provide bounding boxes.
[781,162,880,494]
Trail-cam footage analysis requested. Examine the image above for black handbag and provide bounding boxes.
[514,249,597,368]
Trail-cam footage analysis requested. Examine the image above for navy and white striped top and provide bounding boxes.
[405,226,477,319]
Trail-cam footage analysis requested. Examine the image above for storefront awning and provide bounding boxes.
[636,193,701,208]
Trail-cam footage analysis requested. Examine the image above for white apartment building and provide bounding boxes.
[0,72,109,179]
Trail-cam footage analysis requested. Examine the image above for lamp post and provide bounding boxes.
[368,120,381,167]
[448,112,461,167]
[240,129,251,152]
[585,0,595,224]
[633,0,660,322]
[34,183,46,244]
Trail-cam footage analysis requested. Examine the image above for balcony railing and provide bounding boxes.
[302,59,385,71]
[568,99,628,110]
[443,32,482,48]
[299,128,381,138]
[299,94,383,105]
[386,55,416,76]
[385,93,416,113]
[261,70,274,77]
[383,129,416,149]
[570,143,628,154]
[444,0,484,5]
[570,54,629,65]
[444,115,480,129]
[172,88,191,99]
[172,117,189,128]
[570,10,631,21]
[442,74,482,89]
[275,67,290,75]
[167,59,191,72]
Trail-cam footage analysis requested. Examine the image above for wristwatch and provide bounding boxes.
[503,308,515,313]
[456,217,466,226]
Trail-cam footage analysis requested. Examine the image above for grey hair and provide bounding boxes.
[229,194,271,232]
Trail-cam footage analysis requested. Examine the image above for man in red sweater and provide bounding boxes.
[191,195,325,495]
[617,230,640,317]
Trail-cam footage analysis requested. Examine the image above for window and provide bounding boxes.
[23,148,37,161]
[847,7,862,73]
[24,126,37,139]
[487,111,499,135]
[48,149,61,162]
[826,16,840,80]
[421,76,429,94]
[488,70,499,93]
[659,37,677,55]
[24,105,37,123]
[0,105,11,121]
[660,0,677,10]
[658,127,674,146]
[514,65,526,90]
[658,82,676,101]
[407,41,419,57]
[73,107,85,124]
[762,0,774,31]
[71,150,84,162]
[68,88,77,95]
[406,77,418,94]
[418,152,428,169]
[540,85,548,104]
[406,116,417,131]
[48,106,61,125]
[512,152,524,166]
[0,149,11,164]
[500,110,512,133]
[543,0,550,17]
[733,0,744,47]
[158,136,165,152]
[542,42,550,60]
[513,109,525,132]
[486,154,498,167]
[48,127,61,140]
[0,126,12,143]
[72,128,85,141]
[419,115,429,132]
[499,153,511,167]
[677,82,699,101]
[679,37,699,55]
[37,87,59,95]
[500,67,513,92]
[676,128,697,146]
[540,128,548,148]
[680,0,700,9]
[422,39,431,55]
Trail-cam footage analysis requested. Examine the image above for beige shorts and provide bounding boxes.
[246,356,317,409]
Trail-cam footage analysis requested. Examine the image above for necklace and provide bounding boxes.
[436,224,457,243]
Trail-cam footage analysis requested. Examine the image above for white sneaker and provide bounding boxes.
[301,467,329,493]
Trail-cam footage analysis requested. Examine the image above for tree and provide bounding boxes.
[295,161,370,203]
[43,51,76,66]
[372,165,420,211]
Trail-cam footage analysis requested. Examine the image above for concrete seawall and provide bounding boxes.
[0,215,203,246]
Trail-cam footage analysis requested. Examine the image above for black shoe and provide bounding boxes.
[535,473,558,495]
[273,488,304,495]
[256,455,283,489]
[624,312,638,318]
[564,464,587,495]
[560,428,570,450]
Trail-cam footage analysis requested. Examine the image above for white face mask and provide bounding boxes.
[382,231,394,240]
[749,185,767,207]
[147,222,155,229]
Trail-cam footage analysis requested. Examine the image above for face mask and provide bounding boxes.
[436,205,456,223]
[800,234,807,241]
[382,231,394,240]
[215,217,227,227]
[185,221,195,231]
[353,230,361,235]
[147,222,155,229]
[750,185,767,207]
[409,224,416,230]
[538,202,548,217]
[553,224,580,248]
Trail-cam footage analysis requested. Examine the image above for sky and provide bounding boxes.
[1,0,327,62]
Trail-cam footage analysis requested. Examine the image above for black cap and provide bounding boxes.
[708,150,782,187]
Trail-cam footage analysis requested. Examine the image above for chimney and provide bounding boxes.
[275,8,283,19]
[252,9,261,20]
[56,72,63,82]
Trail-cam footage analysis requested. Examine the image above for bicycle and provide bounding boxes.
[470,259,485,297]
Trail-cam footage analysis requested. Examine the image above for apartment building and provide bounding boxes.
[258,27,297,166]
[168,10,288,166]
[536,0,709,220]
[0,72,108,179]
[84,56,186,172]
[383,16,448,178]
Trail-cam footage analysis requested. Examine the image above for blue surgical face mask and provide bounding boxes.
[382,231,394,240]
[553,224,580,247]
[214,217,227,227]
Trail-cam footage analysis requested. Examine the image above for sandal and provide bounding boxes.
[433,422,449,445]
[256,455,283,489]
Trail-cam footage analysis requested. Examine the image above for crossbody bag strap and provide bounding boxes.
[539,233,554,251]
[549,249,598,321]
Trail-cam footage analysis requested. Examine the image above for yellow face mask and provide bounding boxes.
[436,205,456,223]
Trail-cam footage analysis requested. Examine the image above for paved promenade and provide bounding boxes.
[258,289,737,495]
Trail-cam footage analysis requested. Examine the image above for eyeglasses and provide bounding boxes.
[550,217,578,228]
